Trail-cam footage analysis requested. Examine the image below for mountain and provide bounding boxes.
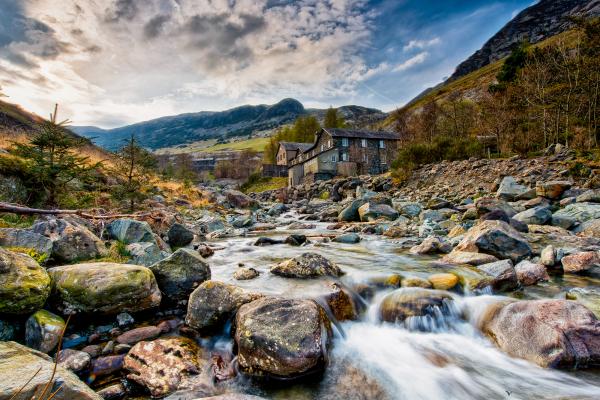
[73,99,387,151]
[450,0,600,80]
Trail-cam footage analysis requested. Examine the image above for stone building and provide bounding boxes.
[276,141,313,166]
[288,128,400,186]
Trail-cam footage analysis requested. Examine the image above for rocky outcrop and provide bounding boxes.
[48,262,161,314]
[235,297,332,379]
[271,253,344,278]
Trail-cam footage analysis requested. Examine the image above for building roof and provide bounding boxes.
[278,141,313,152]
[323,128,401,140]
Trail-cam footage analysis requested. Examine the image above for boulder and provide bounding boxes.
[56,349,91,373]
[453,220,531,263]
[235,297,332,379]
[167,223,195,247]
[253,237,283,246]
[185,281,263,332]
[124,336,205,398]
[475,197,517,217]
[0,247,51,314]
[150,248,211,303]
[32,218,107,263]
[333,232,361,244]
[540,245,558,267]
[233,267,259,280]
[338,199,367,222]
[576,219,600,237]
[476,260,518,291]
[225,190,258,209]
[536,181,571,199]
[566,288,600,319]
[481,300,600,368]
[427,273,459,290]
[267,203,288,216]
[515,260,549,286]
[271,253,343,278]
[0,341,101,400]
[107,219,156,244]
[379,288,453,323]
[561,251,600,274]
[426,197,451,210]
[409,236,452,255]
[318,361,391,400]
[496,176,530,201]
[512,206,552,225]
[358,203,399,222]
[126,241,165,266]
[0,228,53,256]
[401,277,432,288]
[196,243,215,258]
[284,234,307,246]
[552,203,600,227]
[441,251,499,266]
[48,262,161,314]
[25,309,65,353]
[576,189,600,203]
[396,202,422,218]
[324,282,359,321]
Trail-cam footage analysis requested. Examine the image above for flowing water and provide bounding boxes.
[200,212,600,399]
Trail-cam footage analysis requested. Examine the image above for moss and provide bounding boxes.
[6,247,49,265]
[0,249,51,314]
[31,309,65,327]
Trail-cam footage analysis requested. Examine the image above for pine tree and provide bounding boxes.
[324,107,345,128]
[10,104,95,206]
[111,134,157,211]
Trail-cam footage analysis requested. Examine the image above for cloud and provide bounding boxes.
[392,52,428,72]
[105,0,140,23]
[403,37,440,52]
[144,14,171,39]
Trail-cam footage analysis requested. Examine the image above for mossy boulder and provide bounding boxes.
[0,247,51,315]
[0,228,53,256]
[48,262,161,314]
[235,297,332,379]
[25,309,65,353]
[150,248,211,303]
[107,219,156,244]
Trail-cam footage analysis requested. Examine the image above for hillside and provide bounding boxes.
[73,100,387,152]
[450,0,600,80]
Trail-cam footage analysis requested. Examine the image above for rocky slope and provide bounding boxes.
[450,0,600,80]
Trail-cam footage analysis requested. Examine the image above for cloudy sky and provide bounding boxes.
[0,0,533,127]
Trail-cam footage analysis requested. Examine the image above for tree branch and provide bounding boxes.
[0,202,153,220]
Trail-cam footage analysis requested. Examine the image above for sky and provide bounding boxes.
[0,0,534,128]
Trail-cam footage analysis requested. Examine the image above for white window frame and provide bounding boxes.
[321,144,325,152]
[361,139,367,148]
[381,154,387,164]
[363,153,368,163]
[379,140,385,149]
[342,138,349,147]
[342,152,349,161]
[331,154,337,162]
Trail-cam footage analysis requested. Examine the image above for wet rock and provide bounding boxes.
[358,202,399,222]
[268,203,288,216]
[536,180,571,199]
[368,274,403,289]
[235,297,332,379]
[126,242,165,266]
[0,319,17,341]
[566,288,600,319]
[117,312,134,327]
[196,243,215,258]
[150,248,211,303]
[48,262,161,314]
[225,190,258,209]
[333,232,361,244]
[56,349,91,373]
[102,341,115,355]
[379,288,453,323]
[25,309,65,353]
[115,344,131,354]
[401,277,432,288]
[284,234,307,246]
[97,383,126,400]
[324,283,359,321]
[107,219,156,244]
[561,251,600,274]
[124,336,205,398]
[0,228,53,256]
[32,218,107,263]
[515,260,549,286]
[116,326,161,345]
[91,355,125,378]
[512,206,552,225]
[167,223,195,247]
[428,273,459,290]
[82,344,102,358]
[496,176,530,201]
[476,260,518,291]
[271,252,343,278]
[231,214,255,228]
[197,395,266,400]
[481,299,600,368]
[253,237,283,246]
[233,267,259,280]
[409,236,452,255]
[540,245,558,267]
[453,220,531,263]
[441,250,499,266]
[0,341,101,400]
[338,199,368,222]
[318,361,391,400]
[0,247,51,314]
[287,221,316,230]
[185,281,263,332]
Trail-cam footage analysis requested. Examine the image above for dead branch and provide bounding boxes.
[0,202,153,220]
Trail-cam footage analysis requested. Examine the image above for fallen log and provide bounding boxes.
[0,202,152,220]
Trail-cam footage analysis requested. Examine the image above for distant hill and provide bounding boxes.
[450,0,600,80]
[73,99,387,151]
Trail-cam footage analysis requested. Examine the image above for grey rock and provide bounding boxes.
[57,349,91,373]
[476,259,518,291]
[107,219,156,244]
[333,232,361,244]
[25,309,65,353]
[167,223,194,247]
[496,176,529,201]
[0,228,53,256]
[127,242,166,266]
[513,206,552,225]
[271,253,343,278]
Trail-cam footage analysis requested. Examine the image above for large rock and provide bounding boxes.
[475,197,517,217]
[225,190,258,209]
[32,218,107,263]
[0,341,102,400]
[167,223,195,247]
[124,336,205,398]
[481,300,600,368]
[48,262,161,314]
[0,228,53,256]
[409,236,452,255]
[271,253,343,278]
[338,199,367,222]
[552,203,600,228]
[126,242,165,266]
[235,297,332,379]
[107,218,156,244]
[379,288,453,323]
[150,248,211,303]
[0,247,51,314]
[576,189,600,203]
[561,251,600,274]
[515,260,549,286]
[512,206,552,225]
[476,260,518,291]
[453,220,531,263]
[185,281,263,332]
[441,251,499,266]
[25,309,65,353]
[536,181,571,199]
[496,176,530,201]
[357,202,399,222]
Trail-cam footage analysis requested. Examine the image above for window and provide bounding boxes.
[363,154,368,163]
[379,140,385,149]
[321,144,325,152]
[342,138,349,147]
[331,154,337,162]
[328,140,332,148]
[342,152,349,161]
[381,154,387,164]
[361,139,367,148]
